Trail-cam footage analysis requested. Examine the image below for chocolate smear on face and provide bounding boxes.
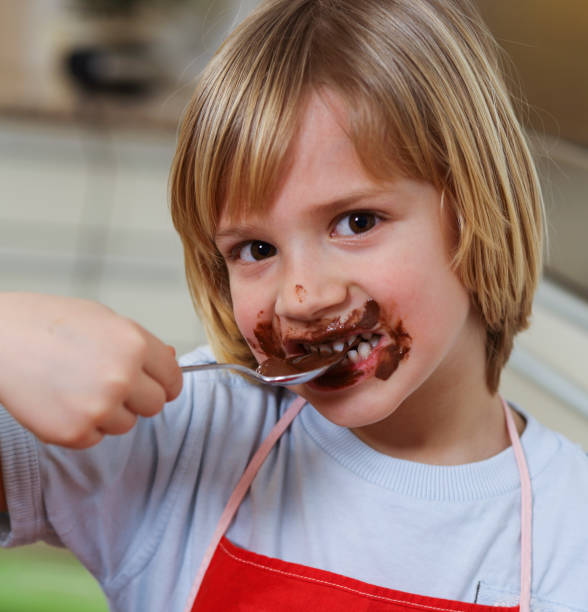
[374,320,411,380]
[309,363,363,389]
[253,319,285,359]
[254,300,377,363]
[303,299,379,343]
[357,299,379,329]
[295,284,307,303]
[374,346,404,380]
[254,301,410,388]
[308,315,411,388]
[255,301,379,388]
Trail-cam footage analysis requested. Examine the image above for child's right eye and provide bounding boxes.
[233,240,277,262]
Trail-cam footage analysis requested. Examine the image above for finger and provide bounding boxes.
[69,429,105,450]
[40,426,105,450]
[125,370,167,418]
[141,334,183,401]
[96,407,138,437]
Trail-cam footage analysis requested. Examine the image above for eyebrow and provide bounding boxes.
[214,187,393,243]
[215,223,267,243]
[312,188,392,213]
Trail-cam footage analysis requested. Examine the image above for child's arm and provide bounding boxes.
[0,469,5,513]
[0,292,183,512]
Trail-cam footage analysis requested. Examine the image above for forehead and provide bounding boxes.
[219,91,379,228]
[275,94,371,195]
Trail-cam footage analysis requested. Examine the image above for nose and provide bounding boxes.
[274,252,348,321]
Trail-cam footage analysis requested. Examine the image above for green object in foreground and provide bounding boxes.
[0,544,108,612]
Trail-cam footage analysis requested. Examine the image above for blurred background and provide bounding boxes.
[0,0,587,609]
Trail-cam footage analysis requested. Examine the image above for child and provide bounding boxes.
[1,0,587,610]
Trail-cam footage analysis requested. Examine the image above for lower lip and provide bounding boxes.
[306,343,386,391]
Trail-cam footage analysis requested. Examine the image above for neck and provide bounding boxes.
[353,389,504,465]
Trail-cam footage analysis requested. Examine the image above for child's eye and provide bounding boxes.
[234,240,277,262]
[332,212,378,237]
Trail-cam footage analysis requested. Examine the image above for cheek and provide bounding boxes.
[405,270,471,359]
[228,278,253,334]
[371,247,470,346]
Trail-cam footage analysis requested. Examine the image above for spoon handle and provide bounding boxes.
[180,358,340,386]
[180,362,260,379]
[180,361,326,386]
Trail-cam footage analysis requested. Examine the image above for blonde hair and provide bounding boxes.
[170,0,544,392]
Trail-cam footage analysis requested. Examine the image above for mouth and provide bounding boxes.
[253,299,412,391]
[298,331,382,367]
[290,330,387,390]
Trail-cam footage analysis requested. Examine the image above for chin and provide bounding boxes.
[292,371,406,429]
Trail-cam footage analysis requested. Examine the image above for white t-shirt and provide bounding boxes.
[1,346,587,611]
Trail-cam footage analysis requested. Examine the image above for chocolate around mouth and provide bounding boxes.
[254,319,285,359]
[310,321,411,389]
[298,299,380,344]
[252,300,381,356]
[254,299,412,388]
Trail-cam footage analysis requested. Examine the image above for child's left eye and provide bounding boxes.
[332,212,379,237]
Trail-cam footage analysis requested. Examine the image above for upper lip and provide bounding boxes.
[283,328,382,355]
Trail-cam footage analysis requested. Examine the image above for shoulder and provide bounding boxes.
[529,416,588,483]
[521,410,588,503]
[515,407,588,536]
[533,425,588,512]
[515,406,588,475]
[520,412,588,604]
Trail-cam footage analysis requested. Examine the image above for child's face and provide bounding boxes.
[215,91,485,429]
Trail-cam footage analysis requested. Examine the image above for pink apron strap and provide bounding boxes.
[183,395,307,612]
[502,397,532,612]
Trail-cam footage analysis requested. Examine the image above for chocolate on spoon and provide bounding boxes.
[256,350,345,378]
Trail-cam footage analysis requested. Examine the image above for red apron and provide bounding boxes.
[184,397,532,611]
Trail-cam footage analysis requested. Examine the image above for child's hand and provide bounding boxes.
[0,293,183,448]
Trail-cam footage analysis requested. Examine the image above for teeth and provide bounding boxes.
[304,333,381,357]
[347,339,378,364]
[358,342,372,360]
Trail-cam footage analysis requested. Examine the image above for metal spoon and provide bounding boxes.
[180,351,345,386]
